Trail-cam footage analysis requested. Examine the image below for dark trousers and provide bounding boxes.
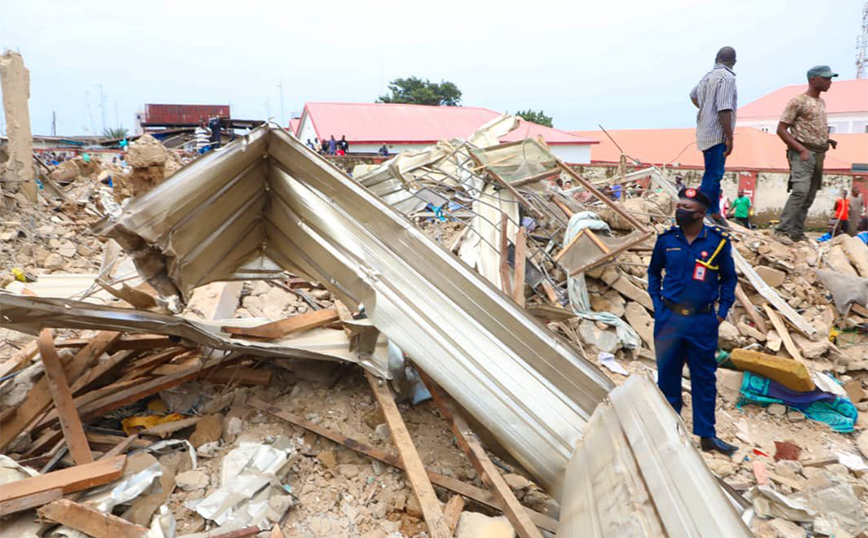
[735,216,750,229]
[701,143,727,215]
[654,308,719,437]
[776,149,824,239]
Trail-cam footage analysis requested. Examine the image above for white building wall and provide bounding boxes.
[550,144,592,164]
[297,115,319,145]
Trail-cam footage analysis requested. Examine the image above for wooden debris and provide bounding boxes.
[139,416,201,438]
[0,455,126,504]
[37,329,92,465]
[420,371,543,538]
[247,398,559,533]
[0,338,39,380]
[0,331,121,451]
[763,304,806,364]
[70,350,138,395]
[38,498,148,538]
[734,283,768,334]
[365,371,450,538]
[207,366,272,386]
[55,334,176,352]
[221,308,339,340]
[270,524,286,538]
[499,213,512,294]
[443,495,465,536]
[0,487,62,517]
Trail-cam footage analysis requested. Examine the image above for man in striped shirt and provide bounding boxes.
[690,47,738,227]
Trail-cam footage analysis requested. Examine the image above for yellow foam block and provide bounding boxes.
[729,348,815,392]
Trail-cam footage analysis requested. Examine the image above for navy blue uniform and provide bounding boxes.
[647,224,737,437]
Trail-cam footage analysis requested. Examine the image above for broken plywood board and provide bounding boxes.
[222,307,338,340]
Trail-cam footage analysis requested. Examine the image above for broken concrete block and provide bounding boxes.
[840,235,868,277]
[189,414,223,448]
[578,320,620,353]
[755,266,786,288]
[755,518,807,538]
[767,403,787,416]
[718,321,740,351]
[624,302,654,351]
[729,348,815,392]
[716,369,744,403]
[792,333,829,360]
[858,431,868,460]
[843,379,866,403]
[266,494,294,522]
[317,450,337,469]
[175,469,209,491]
[455,511,515,538]
[826,245,858,276]
[737,321,766,342]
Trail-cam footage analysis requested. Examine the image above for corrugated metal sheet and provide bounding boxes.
[93,125,614,498]
[557,375,753,538]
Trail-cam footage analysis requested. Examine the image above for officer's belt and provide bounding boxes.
[663,298,713,316]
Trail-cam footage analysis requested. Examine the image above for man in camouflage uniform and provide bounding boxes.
[774,66,839,244]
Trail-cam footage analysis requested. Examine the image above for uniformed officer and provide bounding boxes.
[648,187,738,455]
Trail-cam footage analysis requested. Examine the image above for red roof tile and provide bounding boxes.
[300,102,596,145]
[739,79,868,119]
[572,127,868,172]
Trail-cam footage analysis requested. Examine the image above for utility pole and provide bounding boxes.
[857,1,868,79]
[52,111,57,136]
[278,82,285,127]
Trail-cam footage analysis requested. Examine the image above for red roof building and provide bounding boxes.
[738,79,868,135]
[293,102,597,163]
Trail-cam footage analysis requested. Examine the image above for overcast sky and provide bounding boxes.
[1,0,863,136]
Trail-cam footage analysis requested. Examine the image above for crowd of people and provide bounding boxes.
[305,135,350,156]
[831,187,867,237]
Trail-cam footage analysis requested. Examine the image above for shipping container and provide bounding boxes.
[143,104,231,126]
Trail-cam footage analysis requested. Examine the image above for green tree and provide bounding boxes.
[102,127,129,139]
[514,109,553,128]
[377,77,462,106]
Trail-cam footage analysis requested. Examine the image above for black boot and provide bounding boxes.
[701,436,738,456]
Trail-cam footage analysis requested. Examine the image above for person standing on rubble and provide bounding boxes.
[690,46,738,228]
[848,186,865,237]
[831,189,850,237]
[774,66,839,244]
[648,187,738,455]
[195,120,211,154]
[728,189,752,229]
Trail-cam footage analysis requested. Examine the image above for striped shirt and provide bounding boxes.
[194,127,210,150]
[690,64,738,151]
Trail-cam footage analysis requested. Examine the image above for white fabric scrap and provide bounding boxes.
[597,352,629,376]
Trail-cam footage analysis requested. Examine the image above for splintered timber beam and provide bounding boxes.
[221,308,339,340]
[513,226,527,308]
[36,330,93,465]
[735,284,769,334]
[499,214,512,294]
[0,338,39,380]
[443,495,465,535]
[0,331,121,451]
[38,499,148,538]
[0,455,126,505]
[247,398,559,533]
[419,371,544,538]
[365,371,451,538]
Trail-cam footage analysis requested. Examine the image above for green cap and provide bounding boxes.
[807,65,839,79]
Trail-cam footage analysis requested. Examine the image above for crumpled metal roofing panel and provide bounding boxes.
[94,126,613,497]
[557,375,752,537]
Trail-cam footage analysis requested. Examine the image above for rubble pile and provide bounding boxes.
[1,121,866,537]
[114,134,182,201]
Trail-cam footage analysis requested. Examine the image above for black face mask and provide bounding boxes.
[675,208,700,227]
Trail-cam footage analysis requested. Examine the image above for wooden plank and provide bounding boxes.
[248,398,558,533]
[37,330,93,465]
[551,195,574,218]
[0,331,121,451]
[499,214,512,295]
[207,366,272,386]
[443,495,465,536]
[0,455,126,503]
[270,524,286,538]
[34,378,142,435]
[221,308,339,340]
[38,498,148,538]
[0,338,39,380]
[70,350,138,396]
[0,487,62,517]
[512,226,527,308]
[735,284,768,334]
[763,304,806,365]
[553,230,584,264]
[77,354,240,422]
[419,371,544,538]
[584,229,610,254]
[86,432,150,450]
[101,434,141,459]
[55,334,176,352]
[540,281,560,306]
[365,371,450,538]
[117,348,194,382]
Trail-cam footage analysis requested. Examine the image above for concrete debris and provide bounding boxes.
[455,511,515,538]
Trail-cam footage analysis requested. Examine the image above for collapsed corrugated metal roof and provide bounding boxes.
[557,375,753,537]
[89,124,614,497]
